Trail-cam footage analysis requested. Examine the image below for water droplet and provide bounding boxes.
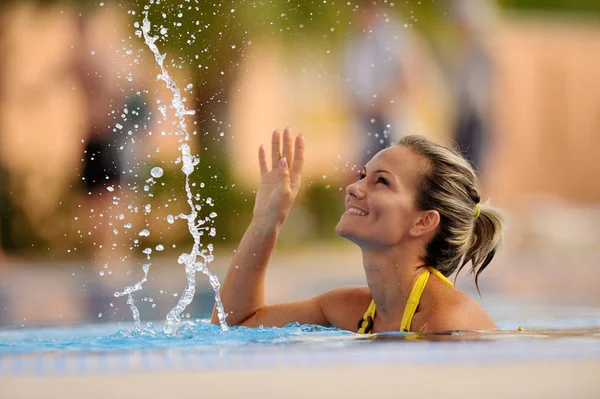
[90,50,96,55]
[167,215,175,224]
[139,229,150,237]
[209,212,217,218]
[156,244,164,251]
[150,167,164,178]
[124,223,132,229]
[107,186,115,192]
[99,271,105,276]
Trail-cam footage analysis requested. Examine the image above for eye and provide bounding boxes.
[377,176,390,186]
[357,172,366,180]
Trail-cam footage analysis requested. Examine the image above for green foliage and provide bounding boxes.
[301,183,345,241]
[498,0,600,15]
[0,168,47,253]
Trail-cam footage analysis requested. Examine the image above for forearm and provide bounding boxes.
[211,219,280,325]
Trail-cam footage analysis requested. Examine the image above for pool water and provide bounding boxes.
[0,317,598,356]
[0,293,597,377]
[0,322,597,377]
[1,297,599,377]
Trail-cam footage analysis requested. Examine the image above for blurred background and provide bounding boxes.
[0,0,598,328]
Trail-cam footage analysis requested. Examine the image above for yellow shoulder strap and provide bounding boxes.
[428,266,454,287]
[400,267,454,332]
[399,269,431,332]
[357,267,454,334]
[357,299,376,334]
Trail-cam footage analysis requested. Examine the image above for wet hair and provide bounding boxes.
[397,135,505,291]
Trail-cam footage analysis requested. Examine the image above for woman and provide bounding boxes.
[211,128,504,333]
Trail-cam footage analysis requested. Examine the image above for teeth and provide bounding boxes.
[347,207,367,216]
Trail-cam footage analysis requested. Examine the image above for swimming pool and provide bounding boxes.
[1,299,599,398]
[1,325,599,397]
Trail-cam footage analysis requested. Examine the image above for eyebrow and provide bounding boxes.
[363,167,393,175]
[363,167,398,185]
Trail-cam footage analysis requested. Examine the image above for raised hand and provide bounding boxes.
[253,128,304,226]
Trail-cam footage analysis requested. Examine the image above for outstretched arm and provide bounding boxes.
[211,128,310,326]
[211,129,372,329]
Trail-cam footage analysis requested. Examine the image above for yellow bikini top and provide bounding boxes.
[357,267,454,334]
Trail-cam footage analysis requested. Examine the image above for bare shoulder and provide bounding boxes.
[316,286,372,331]
[420,287,497,333]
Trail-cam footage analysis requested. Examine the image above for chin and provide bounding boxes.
[334,221,345,237]
[335,220,350,238]
[335,221,361,244]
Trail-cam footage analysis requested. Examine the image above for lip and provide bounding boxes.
[345,203,369,216]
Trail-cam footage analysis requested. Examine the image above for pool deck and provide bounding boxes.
[2,335,600,398]
[2,361,599,398]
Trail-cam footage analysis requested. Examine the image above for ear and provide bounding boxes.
[409,210,440,238]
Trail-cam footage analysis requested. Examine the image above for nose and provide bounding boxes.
[346,180,365,199]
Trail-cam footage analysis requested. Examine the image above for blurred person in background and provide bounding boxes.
[74,14,120,318]
[343,0,413,169]
[74,14,148,320]
[0,7,9,323]
[449,0,495,172]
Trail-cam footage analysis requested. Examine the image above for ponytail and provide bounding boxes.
[456,203,505,293]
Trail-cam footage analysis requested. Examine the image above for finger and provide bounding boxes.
[282,127,293,167]
[258,144,268,176]
[280,157,288,169]
[291,133,305,181]
[278,158,292,195]
[271,129,281,169]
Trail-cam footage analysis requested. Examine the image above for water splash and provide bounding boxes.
[136,14,228,334]
[150,166,163,178]
[114,260,151,332]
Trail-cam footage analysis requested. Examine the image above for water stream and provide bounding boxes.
[115,6,228,334]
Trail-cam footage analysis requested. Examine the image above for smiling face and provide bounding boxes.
[335,145,431,247]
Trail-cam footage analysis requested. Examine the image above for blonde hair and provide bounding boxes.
[397,135,505,291]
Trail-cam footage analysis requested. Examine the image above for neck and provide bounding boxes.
[361,243,426,329]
